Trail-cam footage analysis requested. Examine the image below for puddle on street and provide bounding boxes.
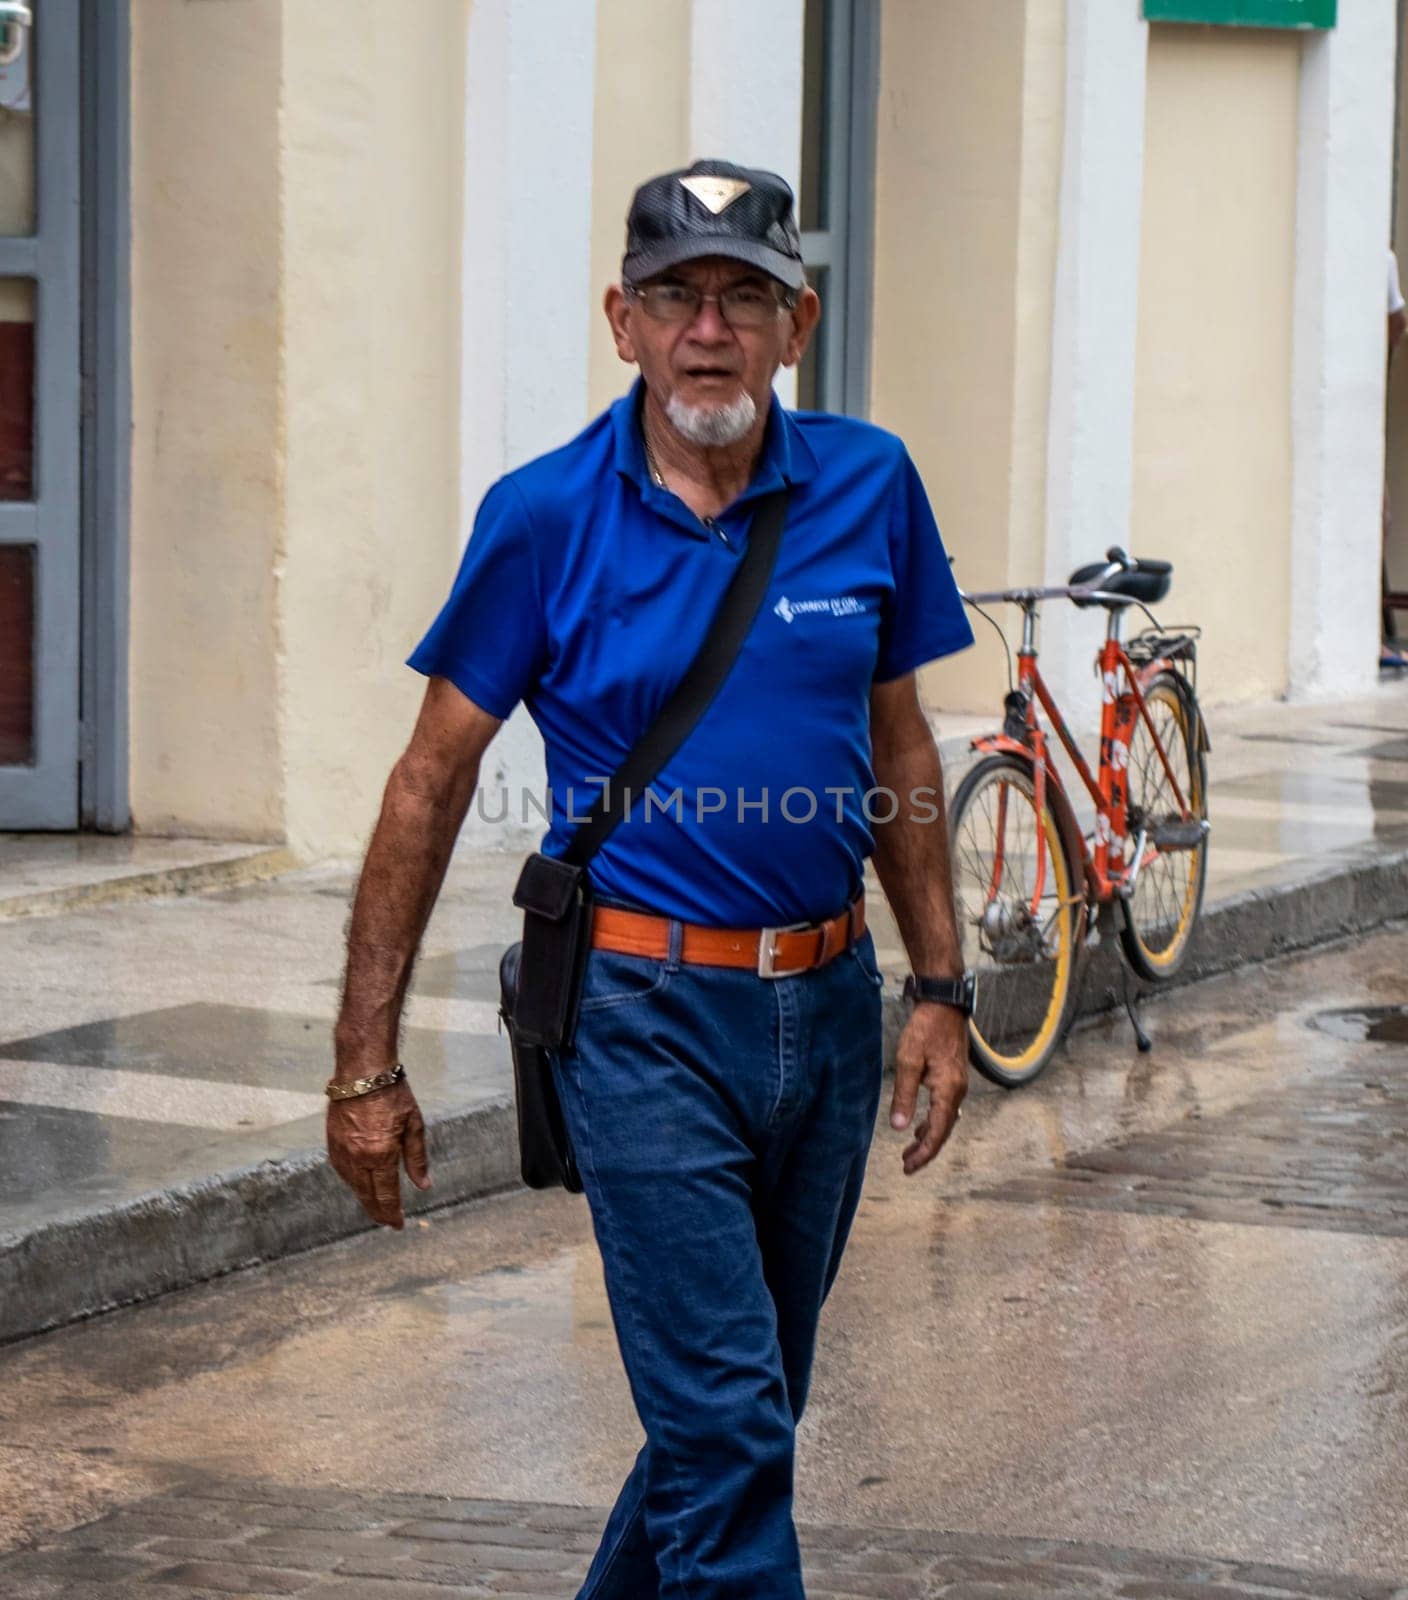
[1309,1004,1408,1046]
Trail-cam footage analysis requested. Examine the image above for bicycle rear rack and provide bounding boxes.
[1124,626,1200,667]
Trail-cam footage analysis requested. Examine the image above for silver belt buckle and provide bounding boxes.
[757,920,814,980]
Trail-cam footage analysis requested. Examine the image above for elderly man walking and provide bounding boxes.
[327,160,974,1599]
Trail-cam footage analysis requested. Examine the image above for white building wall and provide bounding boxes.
[457,0,598,850]
[689,0,805,408]
[1289,0,1398,701]
[688,0,804,194]
[457,0,809,851]
[1042,0,1150,719]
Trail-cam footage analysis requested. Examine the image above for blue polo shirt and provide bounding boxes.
[410,381,972,926]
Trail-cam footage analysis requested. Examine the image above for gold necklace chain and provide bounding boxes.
[641,421,667,488]
[641,420,723,537]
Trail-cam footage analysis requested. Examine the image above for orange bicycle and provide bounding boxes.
[949,546,1210,1087]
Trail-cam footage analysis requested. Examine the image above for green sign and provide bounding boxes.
[1143,0,1336,25]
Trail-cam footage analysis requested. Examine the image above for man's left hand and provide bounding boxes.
[889,1003,969,1175]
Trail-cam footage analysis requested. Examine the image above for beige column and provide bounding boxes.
[1131,26,1301,706]
[869,1,1065,714]
[128,0,471,855]
[279,0,470,858]
[128,0,285,839]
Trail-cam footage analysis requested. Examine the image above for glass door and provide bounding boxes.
[0,0,81,828]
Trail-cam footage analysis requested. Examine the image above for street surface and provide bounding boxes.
[5,688,1408,1347]
[2,924,1407,1598]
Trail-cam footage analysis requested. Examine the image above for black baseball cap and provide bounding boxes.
[622,159,806,292]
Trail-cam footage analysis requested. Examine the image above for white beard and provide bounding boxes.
[665,390,758,448]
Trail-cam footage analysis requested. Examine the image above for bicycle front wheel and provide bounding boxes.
[1119,673,1209,982]
[949,755,1079,1088]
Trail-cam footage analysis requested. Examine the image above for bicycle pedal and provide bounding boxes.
[1150,818,1208,850]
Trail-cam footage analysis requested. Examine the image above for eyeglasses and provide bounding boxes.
[625,281,797,329]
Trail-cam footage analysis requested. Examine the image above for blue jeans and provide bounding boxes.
[552,924,885,1600]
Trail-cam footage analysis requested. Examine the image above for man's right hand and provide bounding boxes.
[327,680,499,1230]
[326,1076,432,1230]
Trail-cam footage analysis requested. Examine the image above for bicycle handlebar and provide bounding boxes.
[961,547,1139,609]
[961,581,1126,607]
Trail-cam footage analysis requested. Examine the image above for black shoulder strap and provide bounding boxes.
[562,487,790,870]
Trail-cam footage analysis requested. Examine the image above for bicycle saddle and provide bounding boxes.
[1068,558,1172,608]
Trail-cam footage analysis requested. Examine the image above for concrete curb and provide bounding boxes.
[1070,843,1408,1019]
[5,843,1408,1346]
[0,847,301,921]
[1,1102,522,1346]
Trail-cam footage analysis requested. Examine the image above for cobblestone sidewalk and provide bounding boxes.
[0,1479,1403,1599]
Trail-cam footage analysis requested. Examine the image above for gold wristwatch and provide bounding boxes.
[325,1063,406,1101]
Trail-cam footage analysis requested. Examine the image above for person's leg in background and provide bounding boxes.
[1383,490,1406,668]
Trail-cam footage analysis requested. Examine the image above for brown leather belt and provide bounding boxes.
[590,894,866,979]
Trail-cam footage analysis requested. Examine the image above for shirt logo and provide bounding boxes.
[773,594,866,624]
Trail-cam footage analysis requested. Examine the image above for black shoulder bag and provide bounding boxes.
[498,487,790,1192]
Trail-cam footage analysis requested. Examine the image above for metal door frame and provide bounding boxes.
[79,0,130,831]
[0,0,129,831]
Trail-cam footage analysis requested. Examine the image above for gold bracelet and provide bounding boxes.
[325,1063,406,1101]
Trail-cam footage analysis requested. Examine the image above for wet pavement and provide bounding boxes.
[2,683,1408,1341]
[0,855,518,1250]
[2,922,1408,1595]
[0,690,1402,1261]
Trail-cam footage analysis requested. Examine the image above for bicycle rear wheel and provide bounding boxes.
[1119,673,1209,982]
[949,755,1079,1088]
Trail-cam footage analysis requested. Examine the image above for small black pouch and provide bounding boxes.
[509,852,593,1050]
[498,940,583,1193]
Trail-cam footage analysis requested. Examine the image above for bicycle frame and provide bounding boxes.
[971,606,1195,912]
